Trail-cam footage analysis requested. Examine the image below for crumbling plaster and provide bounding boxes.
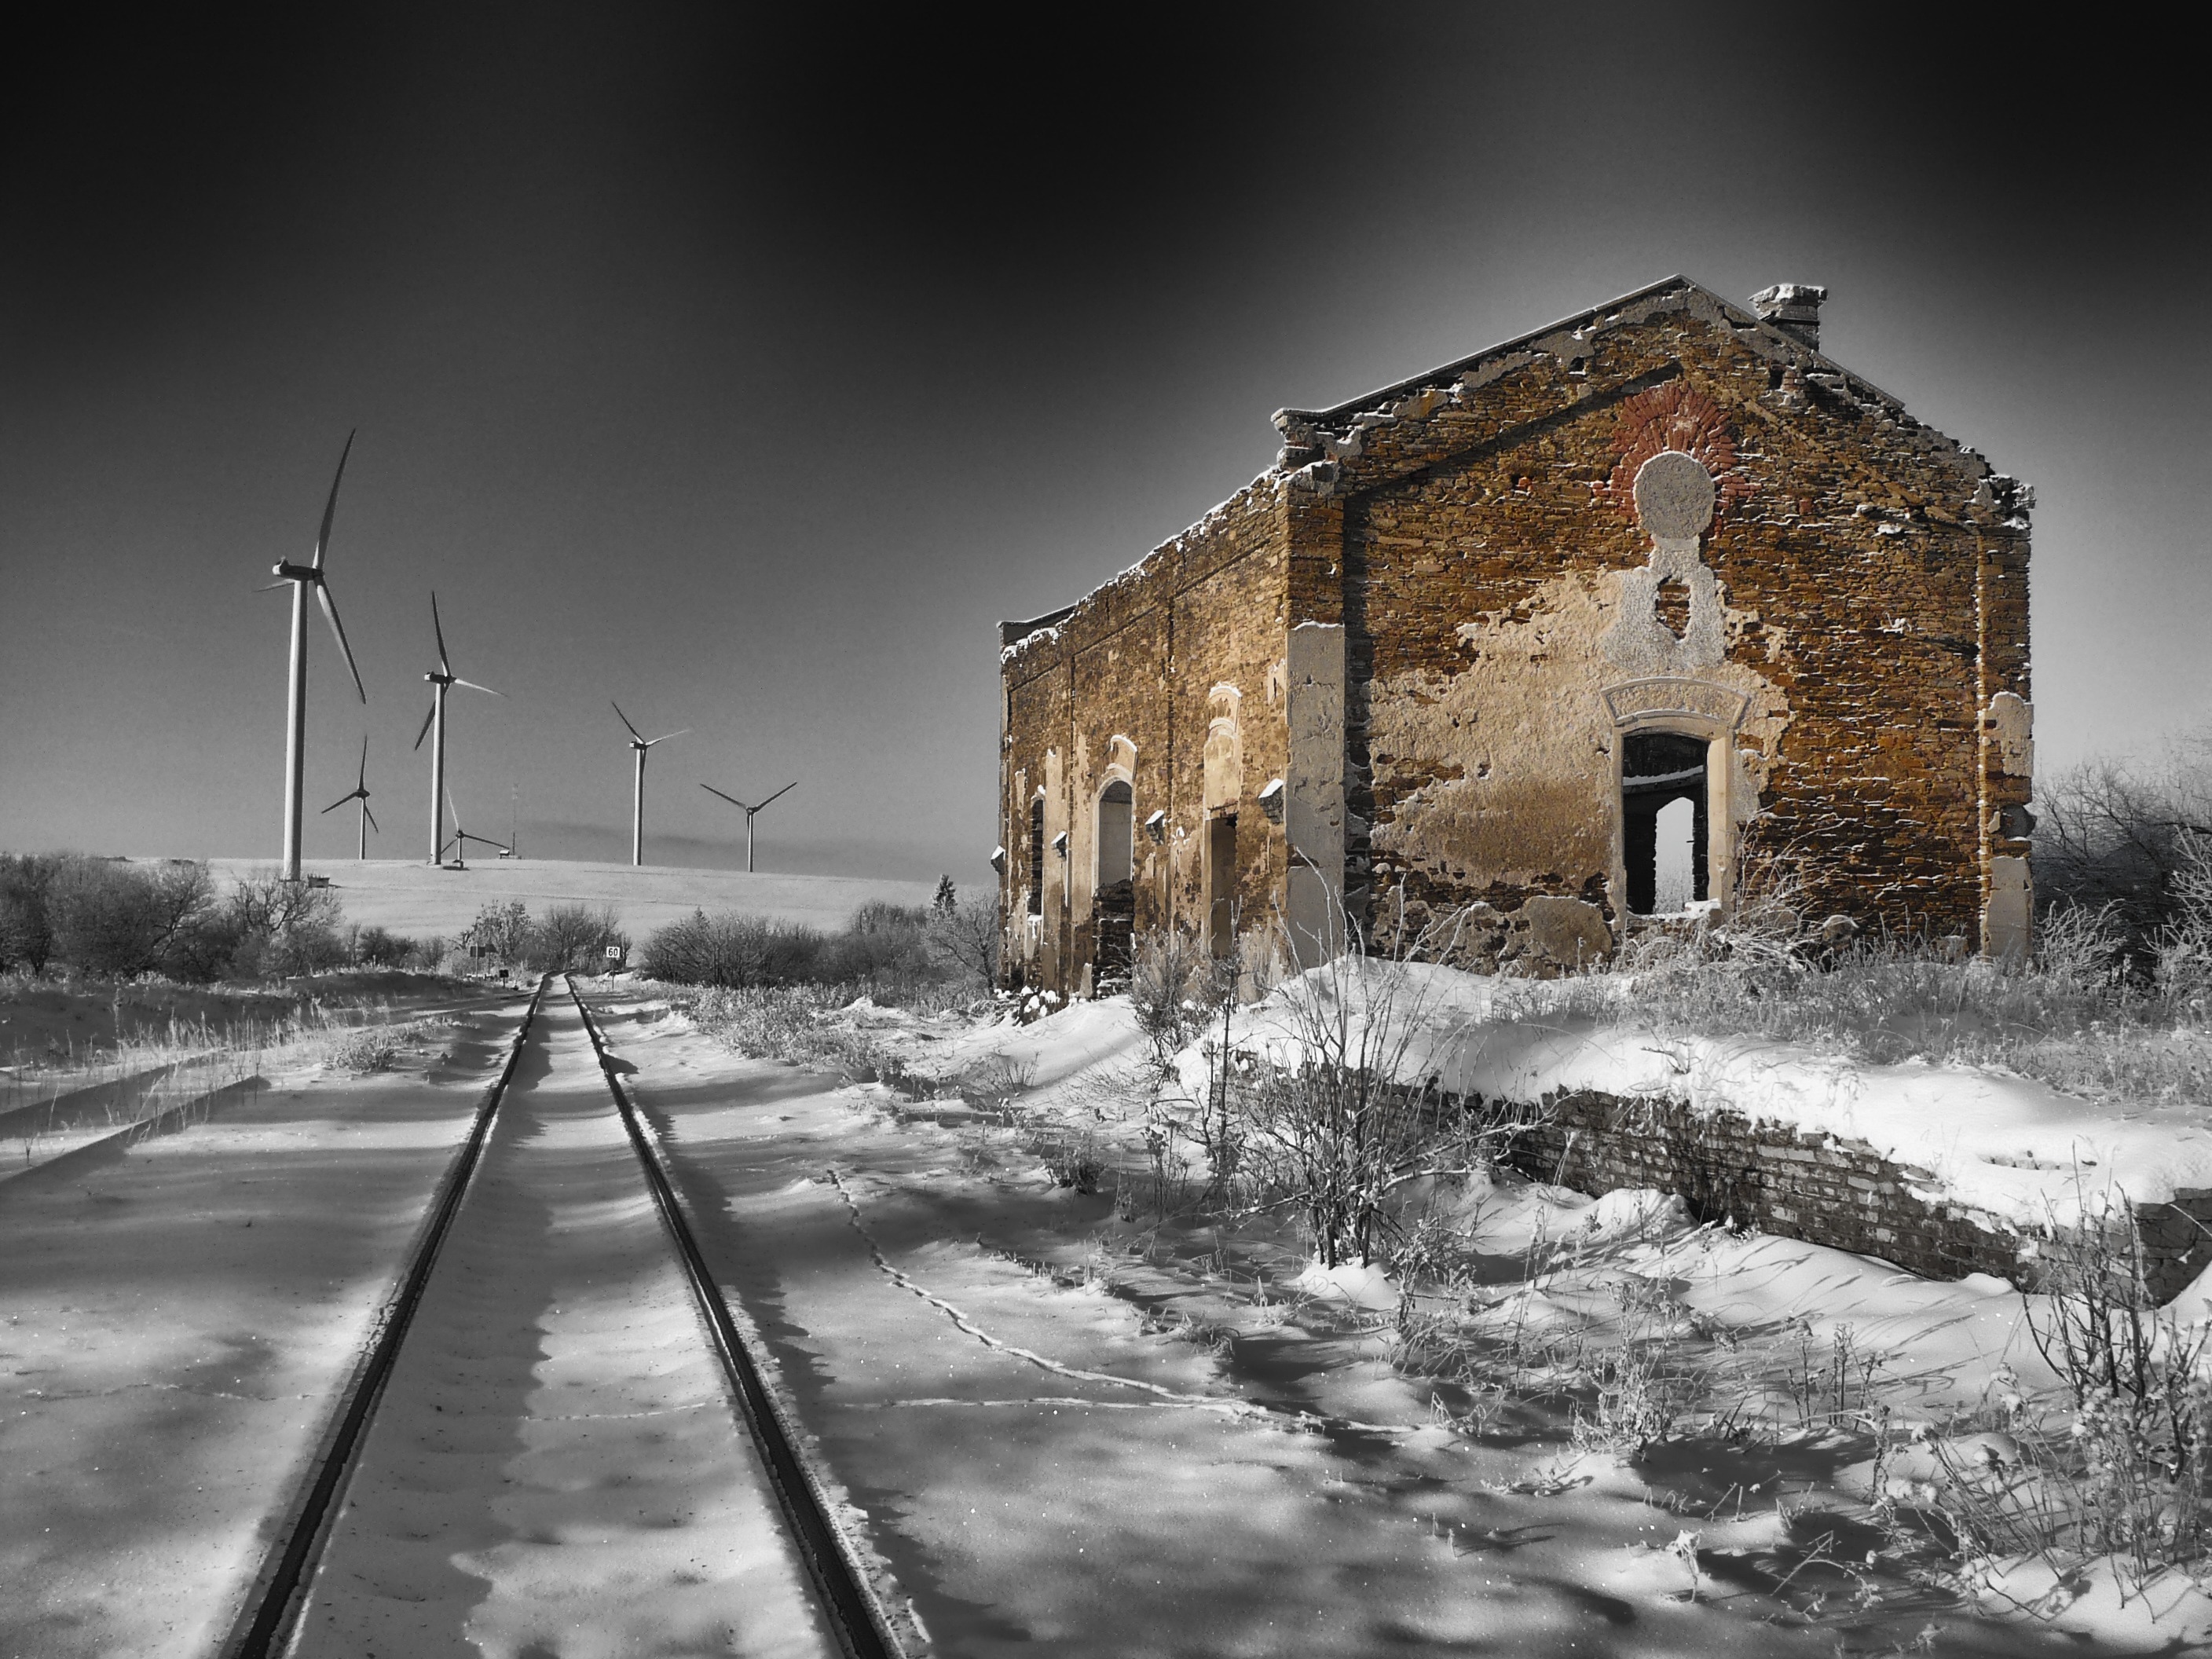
[1366,562,1790,943]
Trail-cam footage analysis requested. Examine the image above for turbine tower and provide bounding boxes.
[264,432,368,882]
[412,594,504,865]
[320,735,379,859]
[700,780,798,873]
[612,703,688,867]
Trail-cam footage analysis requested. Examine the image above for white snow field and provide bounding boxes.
[9,967,2212,1656]
[588,988,2212,1655]
[198,858,937,947]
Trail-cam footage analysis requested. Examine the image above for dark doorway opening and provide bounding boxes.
[1208,814,1238,959]
[1623,732,1709,917]
[1027,795,1045,916]
[1093,781,1135,990]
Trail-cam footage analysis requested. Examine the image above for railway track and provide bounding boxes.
[222,973,905,1659]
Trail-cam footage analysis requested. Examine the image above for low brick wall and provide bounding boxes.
[1504,1089,2212,1305]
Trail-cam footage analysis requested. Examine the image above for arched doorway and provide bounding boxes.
[1622,731,1709,916]
[1093,780,1135,989]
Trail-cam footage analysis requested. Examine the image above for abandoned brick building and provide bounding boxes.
[998,276,2033,997]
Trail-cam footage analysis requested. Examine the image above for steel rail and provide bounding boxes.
[564,975,906,1659]
[219,974,551,1659]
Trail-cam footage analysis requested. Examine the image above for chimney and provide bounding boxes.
[1750,283,1827,351]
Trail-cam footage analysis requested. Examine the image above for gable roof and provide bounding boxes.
[1273,273,1915,439]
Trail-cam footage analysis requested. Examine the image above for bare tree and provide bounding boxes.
[927,881,1000,991]
[2037,734,2212,948]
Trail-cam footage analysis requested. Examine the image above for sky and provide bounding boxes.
[2,9,2203,885]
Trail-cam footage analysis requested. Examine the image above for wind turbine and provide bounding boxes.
[612,703,688,867]
[320,735,379,859]
[440,789,511,869]
[262,431,368,882]
[700,780,798,873]
[412,594,504,865]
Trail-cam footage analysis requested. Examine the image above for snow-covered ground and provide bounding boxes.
[600,987,2212,1654]
[0,994,536,1656]
[9,971,2212,1656]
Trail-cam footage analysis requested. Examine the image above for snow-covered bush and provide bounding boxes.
[1130,927,1225,1077]
[325,1020,430,1074]
[690,983,840,1057]
[1213,939,1544,1269]
[1916,1216,2212,1599]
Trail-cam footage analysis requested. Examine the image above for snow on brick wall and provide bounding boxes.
[1508,1089,2212,1304]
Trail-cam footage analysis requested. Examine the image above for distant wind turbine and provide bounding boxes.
[320,735,379,859]
[441,789,511,868]
[412,593,504,865]
[612,702,688,867]
[261,431,368,882]
[700,780,798,873]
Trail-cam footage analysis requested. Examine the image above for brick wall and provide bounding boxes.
[1508,1089,2212,1304]
[1002,277,2032,994]
[1000,478,1295,993]
[1294,299,2019,954]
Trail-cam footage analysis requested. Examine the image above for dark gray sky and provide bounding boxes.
[2,9,2200,881]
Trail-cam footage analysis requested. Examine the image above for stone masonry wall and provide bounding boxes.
[1001,478,1293,995]
[1274,287,2028,958]
[1508,1089,2212,1305]
[1005,278,2032,992]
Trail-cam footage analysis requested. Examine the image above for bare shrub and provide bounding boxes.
[1028,1126,1106,1192]
[954,1053,1035,1117]
[326,1020,426,1074]
[1130,926,1222,1078]
[1218,921,1544,1269]
[2036,736,2212,950]
[927,881,1001,991]
[690,983,842,1059]
[1927,1210,2212,1595]
[0,854,60,972]
[46,857,219,977]
[530,903,628,972]
[645,911,815,986]
[353,925,416,968]
[222,866,348,978]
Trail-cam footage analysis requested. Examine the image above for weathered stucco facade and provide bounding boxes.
[998,277,2033,996]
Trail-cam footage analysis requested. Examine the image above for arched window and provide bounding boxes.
[1097,780,1133,887]
[1027,793,1046,916]
[1622,731,1708,916]
[1093,780,1137,991]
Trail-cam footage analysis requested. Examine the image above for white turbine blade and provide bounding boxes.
[610,701,646,743]
[643,728,690,747]
[357,733,370,789]
[701,783,744,808]
[755,780,799,811]
[255,580,290,592]
[430,591,454,678]
[312,429,355,572]
[364,803,380,834]
[319,790,353,815]
[317,583,368,704]
[453,679,504,698]
[412,699,437,752]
